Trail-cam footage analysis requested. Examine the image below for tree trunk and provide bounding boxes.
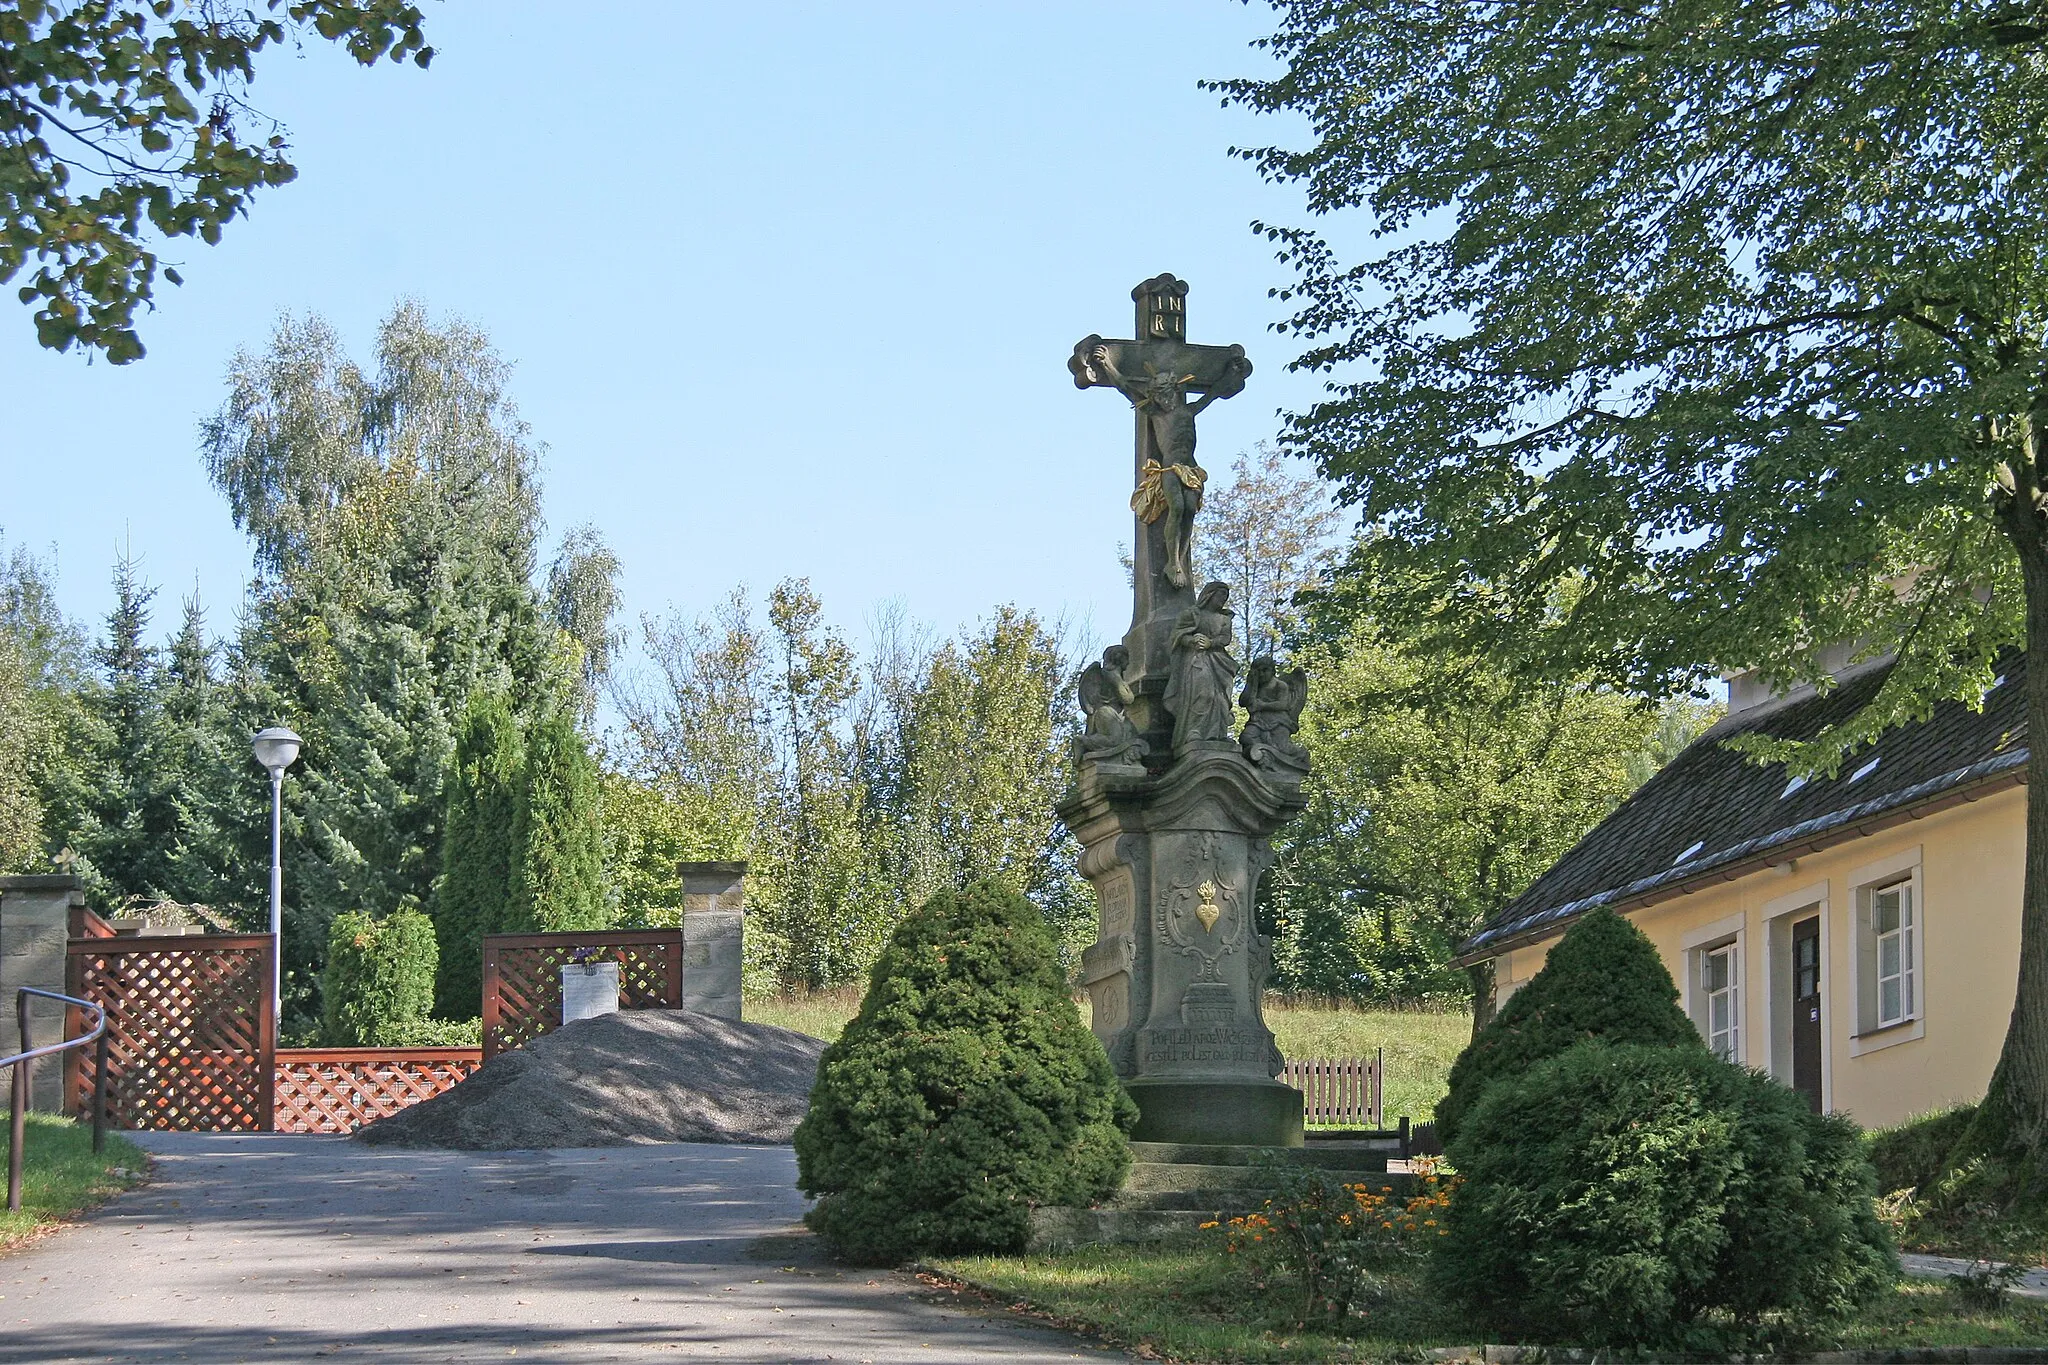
[1959,452,2048,1203]
[1467,961,1496,1039]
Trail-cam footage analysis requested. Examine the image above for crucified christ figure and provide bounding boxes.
[1091,344,1224,590]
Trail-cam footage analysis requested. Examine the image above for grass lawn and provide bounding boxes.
[748,987,864,1043]
[930,1242,1470,1364]
[1837,1280,2048,1349]
[0,1113,148,1250]
[1263,1001,1469,1126]
[930,1242,2048,1363]
[751,991,1472,1126]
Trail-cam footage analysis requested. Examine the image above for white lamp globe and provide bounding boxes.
[252,726,303,776]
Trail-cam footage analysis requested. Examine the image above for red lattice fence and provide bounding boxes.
[1282,1051,1384,1128]
[65,934,275,1132]
[69,906,117,939]
[481,929,684,1060]
[274,1048,484,1133]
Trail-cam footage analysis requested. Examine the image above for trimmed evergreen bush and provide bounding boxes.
[1438,1041,1896,1351]
[433,691,523,1018]
[793,879,1137,1264]
[383,1015,482,1047]
[1435,907,1702,1146]
[322,907,439,1047]
[509,704,607,934]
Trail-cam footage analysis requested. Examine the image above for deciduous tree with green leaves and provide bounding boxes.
[1195,443,1345,660]
[0,536,90,876]
[868,605,1087,954]
[1268,612,1677,1010]
[0,626,47,870]
[1220,0,2048,1194]
[761,578,876,988]
[2,0,430,362]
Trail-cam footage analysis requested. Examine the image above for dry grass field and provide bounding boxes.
[749,990,1471,1125]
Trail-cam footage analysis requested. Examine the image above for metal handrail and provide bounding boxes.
[1,987,110,1211]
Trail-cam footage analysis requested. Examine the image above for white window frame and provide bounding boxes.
[1700,939,1741,1061]
[1848,846,1926,1057]
[1682,912,1747,1065]
[1872,879,1916,1029]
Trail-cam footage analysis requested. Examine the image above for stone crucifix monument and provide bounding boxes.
[1058,275,1310,1149]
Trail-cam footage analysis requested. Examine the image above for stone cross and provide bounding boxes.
[1060,278,1308,1150]
[1071,274,1251,745]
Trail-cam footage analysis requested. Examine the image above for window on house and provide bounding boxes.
[1700,940,1740,1061]
[1873,879,1915,1029]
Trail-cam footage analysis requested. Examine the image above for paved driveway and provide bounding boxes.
[0,1134,1116,1364]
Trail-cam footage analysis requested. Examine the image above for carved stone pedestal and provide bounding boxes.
[1058,747,1308,1148]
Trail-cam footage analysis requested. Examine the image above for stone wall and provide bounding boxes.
[0,875,82,1110]
[678,861,745,1020]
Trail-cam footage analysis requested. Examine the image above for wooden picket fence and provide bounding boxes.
[1282,1051,1384,1128]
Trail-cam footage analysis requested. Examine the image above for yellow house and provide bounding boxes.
[1454,656,2026,1130]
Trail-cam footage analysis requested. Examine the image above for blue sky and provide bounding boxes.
[1,2,1344,670]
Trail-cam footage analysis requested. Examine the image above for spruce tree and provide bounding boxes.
[58,553,164,905]
[434,691,523,1017]
[153,593,252,915]
[509,701,606,934]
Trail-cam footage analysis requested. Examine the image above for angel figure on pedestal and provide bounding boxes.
[1073,645,1148,770]
[1238,656,1310,776]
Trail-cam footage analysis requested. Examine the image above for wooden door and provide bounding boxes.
[1792,916,1823,1113]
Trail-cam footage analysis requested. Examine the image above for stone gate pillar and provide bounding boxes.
[678,860,746,1020]
[0,874,82,1111]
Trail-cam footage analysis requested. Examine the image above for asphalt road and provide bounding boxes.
[0,1133,1117,1365]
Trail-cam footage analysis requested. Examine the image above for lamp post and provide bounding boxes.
[251,727,302,1043]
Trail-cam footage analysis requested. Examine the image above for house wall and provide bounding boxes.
[1488,784,2023,1131]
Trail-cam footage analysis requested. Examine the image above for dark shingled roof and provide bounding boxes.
[1456,654,2029,963]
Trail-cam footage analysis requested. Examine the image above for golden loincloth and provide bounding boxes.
[1130,461,1207,524]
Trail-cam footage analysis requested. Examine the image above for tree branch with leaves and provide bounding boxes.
[1222,0,2048,1196]
[2,0,430,362]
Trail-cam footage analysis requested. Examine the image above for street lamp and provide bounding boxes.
[251,727,302,1043]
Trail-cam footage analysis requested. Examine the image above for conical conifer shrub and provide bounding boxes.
[433,691,522,1018]
[794,879,1136,1264]
[1436,907,1702,1147]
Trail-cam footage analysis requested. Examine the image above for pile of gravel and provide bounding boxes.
[355,1009,827,1149]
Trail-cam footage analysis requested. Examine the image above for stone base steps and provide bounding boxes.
[1025,1141,1414,1250]
[1130,1137,1400,1169]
